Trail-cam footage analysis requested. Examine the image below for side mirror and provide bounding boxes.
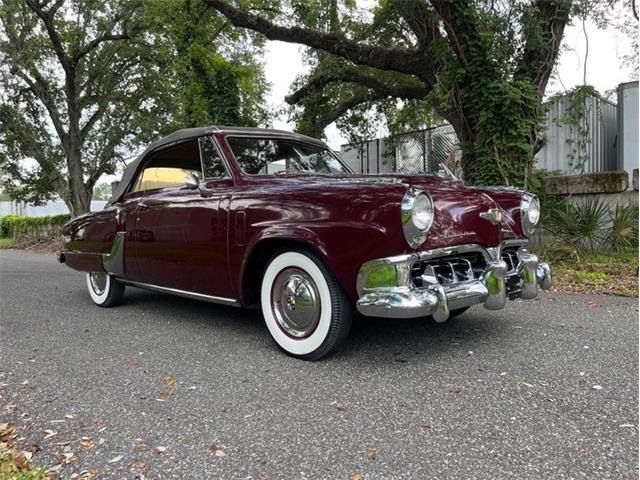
[185,174,200,190]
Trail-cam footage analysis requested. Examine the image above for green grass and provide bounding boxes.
[0,450,45,480]
[542,245,638,297]
[0,238,14,249]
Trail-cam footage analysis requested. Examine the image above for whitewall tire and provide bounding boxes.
[260,249,352,360]
[85,271,125,307]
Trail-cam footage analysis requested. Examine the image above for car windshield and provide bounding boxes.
[227,137,349,175]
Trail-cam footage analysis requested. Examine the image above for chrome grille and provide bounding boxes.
[501,246,521,272]
[411,252,487,287]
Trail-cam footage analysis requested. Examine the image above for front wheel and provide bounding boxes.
[85,271,125,307]
[260,249,352,360]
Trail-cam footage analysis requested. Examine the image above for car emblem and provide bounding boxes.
[479,208,502,225]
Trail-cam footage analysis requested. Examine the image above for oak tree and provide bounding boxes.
[206,0,575,186]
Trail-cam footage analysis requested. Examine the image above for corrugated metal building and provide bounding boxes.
[534,94,618,174]
[617,81,639,181]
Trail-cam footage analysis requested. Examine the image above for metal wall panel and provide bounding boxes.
[535,95,617,174]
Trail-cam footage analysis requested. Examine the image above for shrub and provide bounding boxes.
[0,214,70,239]
[543,198,639,255]
[608,204,639,251]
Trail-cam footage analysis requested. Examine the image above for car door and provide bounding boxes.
[131,136,235,299]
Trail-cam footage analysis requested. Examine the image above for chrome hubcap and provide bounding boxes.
[271,268,321,338]
[89,272,107,295]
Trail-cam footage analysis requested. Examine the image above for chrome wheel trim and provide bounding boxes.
[271,267,321,338]
[89,272,108,295]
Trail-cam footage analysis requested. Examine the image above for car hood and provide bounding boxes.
[255,173,508,248]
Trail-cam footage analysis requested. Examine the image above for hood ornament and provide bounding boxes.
[479,208,502,225]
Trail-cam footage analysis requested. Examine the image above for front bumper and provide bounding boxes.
[356,242,551,322]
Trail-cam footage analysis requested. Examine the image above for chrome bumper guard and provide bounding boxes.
[356,242,551,322]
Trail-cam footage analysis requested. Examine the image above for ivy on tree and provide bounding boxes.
[206,0,577,187]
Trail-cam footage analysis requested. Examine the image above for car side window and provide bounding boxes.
[130,140,202,193]
[198,136,228,179]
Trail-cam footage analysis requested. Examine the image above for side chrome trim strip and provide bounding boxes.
[102,231,125,277]
[120,279,240,307]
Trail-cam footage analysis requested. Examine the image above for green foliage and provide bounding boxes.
[572,270,609,282]
[528,168,563,218]
[608,204,640,251]
[0,214,70,238]
[544,198,639,255]
[1,0,270,215]
[0,0,174,215]
[92,182,113,201]
[144,0,269,129]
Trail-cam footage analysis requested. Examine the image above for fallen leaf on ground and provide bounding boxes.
[154,446,166,454]
[164,377,177,387]
[80,437,94,449]
[418,423,432,430]
[155,391,172,401]
[209,443,226,457]
[449,387,463,397]
[330,400,346,412]
[43,429,58,439]
[108,455,123,463]
[586,300,598,308]
[14,451,32,468]
[127,358,138,367]
[351,474,362,480]
[367,447,378,461]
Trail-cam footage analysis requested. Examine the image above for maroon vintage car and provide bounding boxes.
[59,126,551,359]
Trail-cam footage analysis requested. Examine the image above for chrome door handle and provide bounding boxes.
[138,202,149,210]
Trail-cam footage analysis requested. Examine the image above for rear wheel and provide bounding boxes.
[86,271,125,307]
[260,249,352,360]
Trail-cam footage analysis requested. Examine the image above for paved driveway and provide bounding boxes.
[0,250,637,479]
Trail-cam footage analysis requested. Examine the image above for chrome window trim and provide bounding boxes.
[127,138,207,196]
[198,135,232,181]
[224,134,354,176]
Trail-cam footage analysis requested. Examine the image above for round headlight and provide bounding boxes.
[412,193,434,231]
[402,189,434,248]
[521,193,540,236]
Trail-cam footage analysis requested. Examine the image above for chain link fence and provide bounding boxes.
[339,124,461,175]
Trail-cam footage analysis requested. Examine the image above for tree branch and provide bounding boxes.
[24,0,73,75]
[298,90,389,138]
[12,69,68,147]
[74,32,131,62]
[515,0,573,95]
[204,0,429,79]
[286,67,428,105]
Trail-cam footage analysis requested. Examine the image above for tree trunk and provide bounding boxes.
[66,145,91,216]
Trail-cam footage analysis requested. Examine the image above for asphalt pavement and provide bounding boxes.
[0,250,638,479]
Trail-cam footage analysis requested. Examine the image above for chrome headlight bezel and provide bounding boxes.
[520,193,540,237]
[401,188,434,248]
